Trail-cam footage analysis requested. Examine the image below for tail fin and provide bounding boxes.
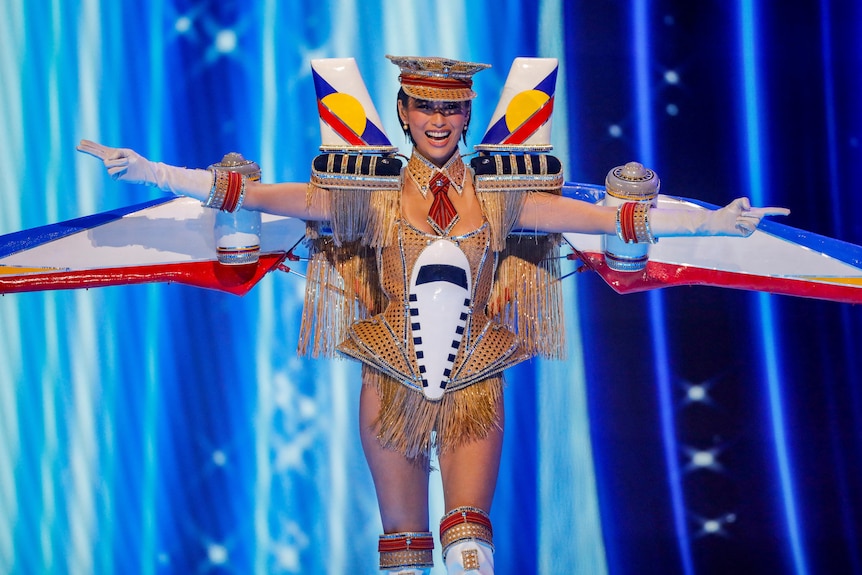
[475,58,559,152]
[311,58,396,153]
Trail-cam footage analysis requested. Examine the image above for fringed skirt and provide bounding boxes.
[362,365,505,460]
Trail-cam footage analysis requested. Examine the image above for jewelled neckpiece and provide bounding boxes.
[407,150,466,199]
[407,151,466,235]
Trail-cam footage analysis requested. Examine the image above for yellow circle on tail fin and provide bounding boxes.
[505,90,550,132]
[321,92,367,136]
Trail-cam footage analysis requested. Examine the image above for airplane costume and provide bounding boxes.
[298,57,568,464]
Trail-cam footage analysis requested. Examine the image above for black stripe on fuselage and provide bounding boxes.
[415,264,468,290]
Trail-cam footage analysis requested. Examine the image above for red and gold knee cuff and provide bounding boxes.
[439,506,494,560]
[378,531,434,570]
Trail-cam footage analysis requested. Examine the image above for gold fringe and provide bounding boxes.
[298,238,385,358]
[365,188,400,248]
[365,367,504,460]
[313,187,399,248]
[304,182,400,248]
[475,189,527,253]
[328,188,375,245]
[304,183,328,242]
[476,185,566,359]
[488,233,566,359]
[298,182,398,357]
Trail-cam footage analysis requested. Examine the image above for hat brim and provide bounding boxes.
[401,84,477,102]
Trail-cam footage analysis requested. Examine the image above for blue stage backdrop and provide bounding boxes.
[1,1,860,574]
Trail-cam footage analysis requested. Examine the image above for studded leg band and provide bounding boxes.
[439,506,494,562]
[378,531,434,571]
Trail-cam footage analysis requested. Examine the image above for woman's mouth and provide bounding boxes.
[425,130,451,143]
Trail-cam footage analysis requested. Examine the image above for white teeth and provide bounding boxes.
[426,131,450,139]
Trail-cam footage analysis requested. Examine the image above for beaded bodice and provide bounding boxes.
[338,219,529,395]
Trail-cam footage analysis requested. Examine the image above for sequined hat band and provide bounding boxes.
[399,74,474,101]
[387,55,490,102]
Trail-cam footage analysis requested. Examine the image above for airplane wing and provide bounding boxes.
[0,196,305,296]
[3,184,860,303]
[11,57,857,302]
[0,57,394,298]
[562,183,862,304]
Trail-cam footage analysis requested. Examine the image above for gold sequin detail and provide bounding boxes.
[440,522,494,552]
[462,549,480,570]
[407,151,466,198]
[379,549,434,569]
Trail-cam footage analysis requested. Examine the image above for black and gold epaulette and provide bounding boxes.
[470,153,563,192]
[311,153,403,190]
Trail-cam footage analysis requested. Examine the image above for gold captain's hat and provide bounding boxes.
[386,55,490,101]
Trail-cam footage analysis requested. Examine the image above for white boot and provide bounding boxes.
[439,507,495,575]
[443,539,495,574]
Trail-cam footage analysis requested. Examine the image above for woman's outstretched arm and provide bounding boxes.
[240,180,330,220]
[516,190,789,238]
[516,191,617,235]
[77,140,330,221]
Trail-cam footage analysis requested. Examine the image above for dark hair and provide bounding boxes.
[397,88,471,145]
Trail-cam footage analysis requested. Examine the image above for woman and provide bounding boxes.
[78,55,787,575]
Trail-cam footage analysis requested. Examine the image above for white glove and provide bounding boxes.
[649,197,790,238]
[76,140,213,201]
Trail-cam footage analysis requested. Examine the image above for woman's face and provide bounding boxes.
[398,97,469,167]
